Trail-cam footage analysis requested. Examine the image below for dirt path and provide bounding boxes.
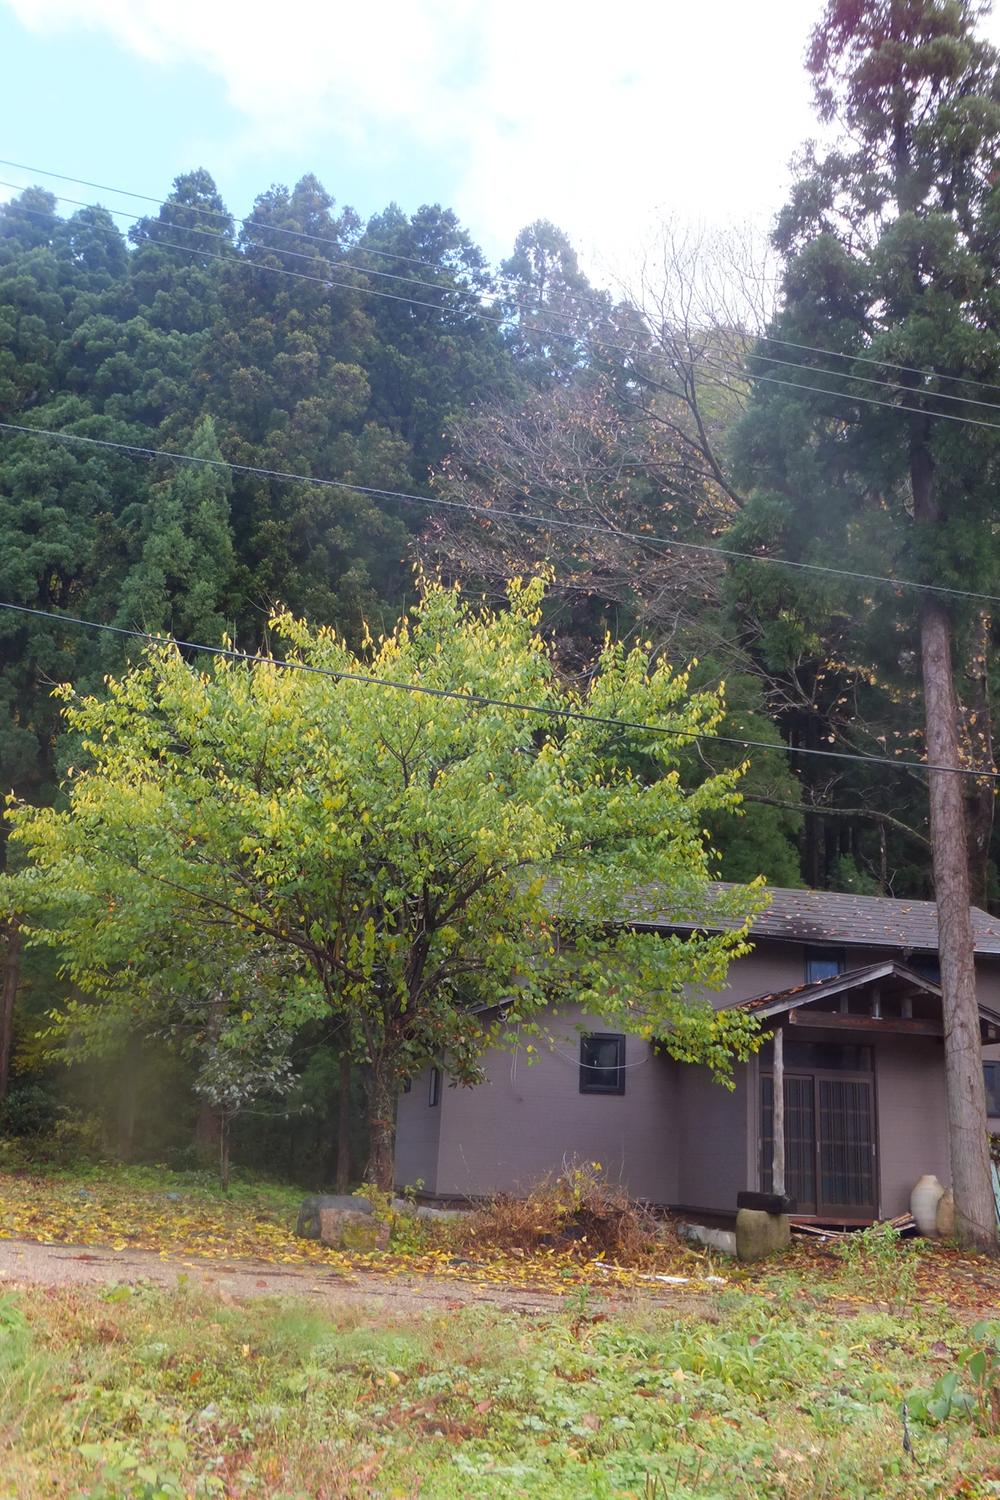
[0,1236,711,1317]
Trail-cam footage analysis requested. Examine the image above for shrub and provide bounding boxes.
[0,1083,62,1138]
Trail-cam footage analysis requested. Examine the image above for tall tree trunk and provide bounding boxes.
[365,1062,396,1193]
[0,918,22,1103]
[195,1100,222,1157]
[919,595,994,1245]
[194,989,225,1158]
[336,1051,352,1193]
[913,450,996,1248]
[116,1034,140,1162]
[961,608,995,910]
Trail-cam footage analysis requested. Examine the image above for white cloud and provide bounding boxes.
[7,0,475,139]
[13,0,999,275]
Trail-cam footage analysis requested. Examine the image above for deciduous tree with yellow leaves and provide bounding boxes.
[5,579,764,1188]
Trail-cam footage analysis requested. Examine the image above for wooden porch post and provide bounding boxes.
[772,1026,785,1197]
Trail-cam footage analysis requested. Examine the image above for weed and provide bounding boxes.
[354,1181,441,1253]
[0,1295,27,1335]
[0,1277,998,1497]
[833,1220,925,1304]
[909,1320,1000,1436]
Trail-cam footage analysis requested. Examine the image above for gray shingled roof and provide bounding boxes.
[640,883,1000,957]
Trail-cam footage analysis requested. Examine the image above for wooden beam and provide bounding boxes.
[772,1026,785,1197]
[787,1009,944,1037]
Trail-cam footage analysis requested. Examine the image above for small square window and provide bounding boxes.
[580,1034,625,1095]
[805,947,845,985]
[428,1067,441,1107]
[985,1062,1000,1117]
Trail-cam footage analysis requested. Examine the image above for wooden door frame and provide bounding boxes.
[760,1065,879,1218]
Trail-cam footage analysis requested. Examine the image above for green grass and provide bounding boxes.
[2,1276,1000,1498]
[0,1143,307,1212]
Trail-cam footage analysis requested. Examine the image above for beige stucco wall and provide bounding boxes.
[874,1035,952,1217]
[395,1070,443,1194]
[394,940,1000,1209]
[430,1005,677,1202]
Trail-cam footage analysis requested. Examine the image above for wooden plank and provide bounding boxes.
[772,1025,785,1198]
[787,1010,944,1037]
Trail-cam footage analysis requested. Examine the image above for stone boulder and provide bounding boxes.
[319,1206,390,1251]
[296,1194,373,1240]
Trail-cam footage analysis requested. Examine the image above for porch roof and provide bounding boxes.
[723,959,1000,1043]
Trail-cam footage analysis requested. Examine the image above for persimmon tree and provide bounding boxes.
[6,579,764,1188]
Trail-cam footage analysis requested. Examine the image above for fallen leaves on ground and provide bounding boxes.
[0,1165,726,1295]
[747,1237,1000,1317]
[4,1164,999,1309]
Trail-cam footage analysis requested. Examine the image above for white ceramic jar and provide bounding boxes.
[910,1174,945,1236]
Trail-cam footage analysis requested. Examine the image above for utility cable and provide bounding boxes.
[0,592,994,782]
[0,180,497,310]
[10,195,1000,433]
[10,157,1000,402]
[3,418,1000,606]
[750,330,1000,400]
[7,200,498,320]
[672,348,1000,434]
[0,156,536,291]
[740,348,1000,414]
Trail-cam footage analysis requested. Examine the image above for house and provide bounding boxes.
[395,885,1000,1224]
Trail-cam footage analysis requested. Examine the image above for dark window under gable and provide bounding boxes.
[804,946,845,985]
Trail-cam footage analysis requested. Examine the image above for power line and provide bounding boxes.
[0,217,991,779]
[0,592,992,782]
[7,201,484,322]
[677,348,1000,434]
[0,180,498,312]
[10,157,1000,404]
[11,193,1000,435]
[742,348,1000,415]
[4,418,1000,607]
[751,330,1000,400]
[0,156,531,293]
[13,189,1000,454]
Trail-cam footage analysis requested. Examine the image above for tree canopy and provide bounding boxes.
[6,579,764,1185]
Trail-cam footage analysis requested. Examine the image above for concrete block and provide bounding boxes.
[679,1222,738,1257]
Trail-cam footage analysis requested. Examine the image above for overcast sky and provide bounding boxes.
[4,1,1000,280]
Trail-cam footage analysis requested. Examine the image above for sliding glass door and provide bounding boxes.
[761,1070,876,1218]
